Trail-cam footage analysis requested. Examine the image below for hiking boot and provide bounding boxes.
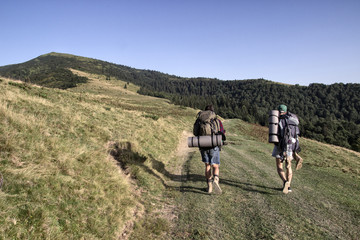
[213,176,222,194]
[295,153,303,170]
[207,179,213,193]
[283,181,290,194]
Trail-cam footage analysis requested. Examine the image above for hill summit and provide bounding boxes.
[0,52,187,89]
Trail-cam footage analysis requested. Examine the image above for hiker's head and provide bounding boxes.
[278,104,287,115]
[205,105,214,112]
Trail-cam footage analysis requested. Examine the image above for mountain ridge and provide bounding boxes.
[1,52,358,86]
[0,53,359,152]
[0,52,279,87]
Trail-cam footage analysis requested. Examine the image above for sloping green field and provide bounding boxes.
[0,74,196,239]
[172,120,359,239]
[0,73,359,239]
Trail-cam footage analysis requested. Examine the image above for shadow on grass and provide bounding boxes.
[221,178,280,195]
[109,141,279,195]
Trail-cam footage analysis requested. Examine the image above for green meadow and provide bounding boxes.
[0,72,359,239]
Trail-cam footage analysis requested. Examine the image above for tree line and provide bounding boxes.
[0,53,359,151]
[138,79,360,151]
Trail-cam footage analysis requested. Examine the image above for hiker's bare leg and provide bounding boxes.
[205,163,212,180]
[212,164,220,177]
[285,158,293,185]
[212,163,222,193]
[276,158,287,182]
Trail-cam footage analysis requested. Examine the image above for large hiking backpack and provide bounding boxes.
[193,110,221,136]
[279,112,301,154]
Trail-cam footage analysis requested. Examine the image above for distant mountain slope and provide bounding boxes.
[0,52,185,89]
[0,53,87,88]
[0,52,359,151]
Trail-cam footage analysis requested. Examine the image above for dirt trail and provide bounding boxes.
[170,131,197,183]
[175,131,197,165]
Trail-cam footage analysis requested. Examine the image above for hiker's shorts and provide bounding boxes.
[272,145,294,162]
[200,146,220,165]
[272,145,282,159]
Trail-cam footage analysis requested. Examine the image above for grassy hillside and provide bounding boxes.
[0,52,185,89]
[0,71,359,239]
[1,52,359,153]
[0,73,196,239]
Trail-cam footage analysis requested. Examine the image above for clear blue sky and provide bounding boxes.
[1,0,359,85]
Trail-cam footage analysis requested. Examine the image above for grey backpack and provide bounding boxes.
[279,112,301,153]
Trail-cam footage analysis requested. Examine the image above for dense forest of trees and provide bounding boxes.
[1,53,359,151]
[138,80,360,151]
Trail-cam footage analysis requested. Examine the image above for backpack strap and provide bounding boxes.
[211,133,215,148]
[208,117,220,135]
[213,118,220,134]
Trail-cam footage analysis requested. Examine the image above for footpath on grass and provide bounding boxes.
[168,119,360,240]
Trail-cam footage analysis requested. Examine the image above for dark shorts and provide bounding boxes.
[200,146,220,165]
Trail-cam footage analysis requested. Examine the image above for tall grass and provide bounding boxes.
[0,74,197,239]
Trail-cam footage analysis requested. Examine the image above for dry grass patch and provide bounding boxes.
[0,72,198,239]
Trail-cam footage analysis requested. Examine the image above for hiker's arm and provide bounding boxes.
[219,120,225,134]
